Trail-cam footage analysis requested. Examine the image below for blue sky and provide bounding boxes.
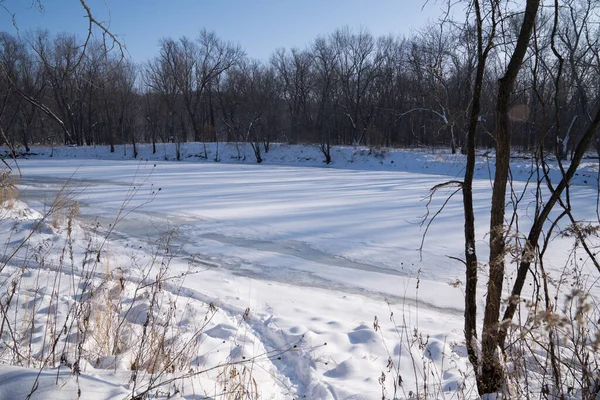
[1,0,444,63]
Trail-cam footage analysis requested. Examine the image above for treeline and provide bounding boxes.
[1,1,599,161]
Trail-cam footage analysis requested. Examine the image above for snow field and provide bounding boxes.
[0,143,598,398]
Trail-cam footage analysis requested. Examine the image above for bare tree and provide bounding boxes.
[1,0,125,150]
[271,47,314,144]
[30,31,84,145]
[194,30,244,143]
[406,21,465,152]
[216,61,279,163]
[477,0,541,393]
[16,38,46,151]
[333,27,383,145]
[460,1,498,391]
[311,36,340,163]
[455,0,600,395]
[0,32,26,147]
[144,31,243,157]
[144,39,185,157]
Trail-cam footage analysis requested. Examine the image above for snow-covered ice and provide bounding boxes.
[1,142,598,399]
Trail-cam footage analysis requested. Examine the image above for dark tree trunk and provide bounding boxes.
[462,0,495,391]
[481,0,540,394]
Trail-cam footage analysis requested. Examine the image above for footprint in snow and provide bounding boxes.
[203,323,237,340]
[347,324,377,344]
[423,338,450,362]
[323,358,357,379]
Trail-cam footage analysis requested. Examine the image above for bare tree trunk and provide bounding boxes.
[462,0,496,389]
[481,0,540,394]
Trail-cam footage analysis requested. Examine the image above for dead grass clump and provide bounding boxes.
[0,171,18,207]
[217,364,259,400]
[49,196,80,230]
[504,290,600,399]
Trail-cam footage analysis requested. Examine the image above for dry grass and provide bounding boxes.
[49,195,80,230]
[504,290,600,399]
[0,173,269,399]
[217,364,259,400]
[0,171,18,207]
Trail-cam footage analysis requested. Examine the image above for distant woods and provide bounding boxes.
[1,1,599,158]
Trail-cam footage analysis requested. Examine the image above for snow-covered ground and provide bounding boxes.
[1,142,598,399]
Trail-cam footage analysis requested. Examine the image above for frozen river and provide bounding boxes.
[5,155,599,399]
